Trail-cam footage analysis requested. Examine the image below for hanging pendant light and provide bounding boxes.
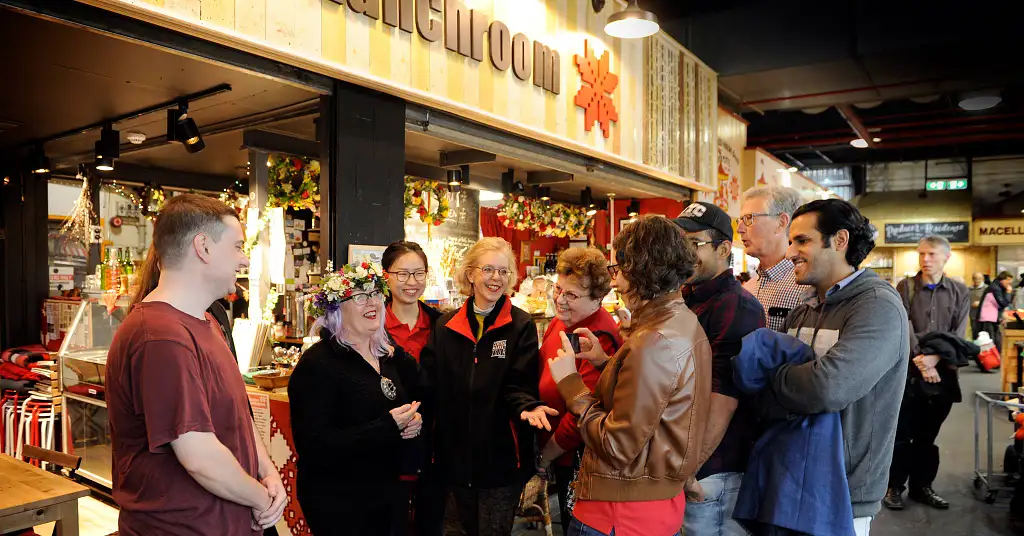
[605,0,659,39]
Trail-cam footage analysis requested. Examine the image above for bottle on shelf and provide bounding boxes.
[108,247,121,294]
[100,248,109,291]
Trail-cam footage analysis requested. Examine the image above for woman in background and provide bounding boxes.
[290,262,423,536]
[536,248,622,534]
[978,270,1014,356]
[382,241,444,536]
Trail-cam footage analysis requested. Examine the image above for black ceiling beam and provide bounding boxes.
[91,162,240,192]
[439,150,496,167]
[526,170,574,184]
[37,84,232,146]
[241,129,320,159]
[405,161,447,181]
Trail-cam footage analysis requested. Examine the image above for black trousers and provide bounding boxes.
[888,394,954,491]
[451,484,520,536]
[390,469,447,536]
[553,464,577,535]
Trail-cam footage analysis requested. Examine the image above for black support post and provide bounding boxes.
[323,82,406,265]
[0,170,49,348]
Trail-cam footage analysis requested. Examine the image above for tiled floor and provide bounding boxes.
[37,368,1017,536]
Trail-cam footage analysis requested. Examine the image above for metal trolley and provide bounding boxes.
[974,391,1024,504]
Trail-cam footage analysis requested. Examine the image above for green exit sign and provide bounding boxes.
[926,179,968,191]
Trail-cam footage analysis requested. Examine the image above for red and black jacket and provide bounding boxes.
[420,294,543,489]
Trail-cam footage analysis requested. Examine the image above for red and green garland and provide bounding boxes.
[268,155,320,211]
[404,177,450,226]
[496,194,593,238]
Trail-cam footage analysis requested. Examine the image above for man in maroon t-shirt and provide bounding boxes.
[106,195,285,535]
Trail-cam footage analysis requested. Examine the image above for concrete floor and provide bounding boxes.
[515,367,1017,536]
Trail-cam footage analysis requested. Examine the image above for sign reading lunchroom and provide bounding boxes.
[331,0,561,94]
[884,221,970,244]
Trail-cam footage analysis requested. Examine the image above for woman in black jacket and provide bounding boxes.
[977,271,1014,353]
[289,262,424,536]
[420,237,557,536]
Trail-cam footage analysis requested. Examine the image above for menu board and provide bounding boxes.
[884,222,970,244]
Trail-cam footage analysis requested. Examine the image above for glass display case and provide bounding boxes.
[58,295,129,488]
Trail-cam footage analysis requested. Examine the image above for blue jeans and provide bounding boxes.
[682,472,749,536]
[567,517,681,536]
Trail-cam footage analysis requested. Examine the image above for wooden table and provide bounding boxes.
[0,454,90,535]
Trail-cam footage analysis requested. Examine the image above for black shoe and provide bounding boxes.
[883,488,905,510]
[909,486,950,509]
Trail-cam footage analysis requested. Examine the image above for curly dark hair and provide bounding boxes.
[791,199,876,268]
[613,215,695,301]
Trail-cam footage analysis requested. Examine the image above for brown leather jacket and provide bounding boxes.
[556,291,711,502]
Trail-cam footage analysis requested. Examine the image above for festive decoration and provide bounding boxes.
[496,195,593,238]
[263,286,281,323]
[575,39,619,138]
[59,168,95,246]
[245,201,274,256]
[139,183,166,218]
[268,155,320,211]
[106,181,144,213]
[403,178,451,226]
[305,261,389,318]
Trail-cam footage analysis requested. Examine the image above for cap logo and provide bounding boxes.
[681,203,706,218]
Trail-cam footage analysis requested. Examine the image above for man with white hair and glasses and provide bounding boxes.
[737,186,809,332]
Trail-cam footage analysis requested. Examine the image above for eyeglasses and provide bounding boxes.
[387,270,427,283]
[735,213,777,227]
[474,266,511,279]
[688,239,714,249]
[340,290,383,306]
[553,284,585,304]
[606,264,620,278]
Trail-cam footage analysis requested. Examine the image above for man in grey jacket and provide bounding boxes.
[772,199,909,536]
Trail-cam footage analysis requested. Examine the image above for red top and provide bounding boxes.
[385,302,434,361]
[538,307,622,467]
[105,302,259,536]
[574,490,687,536]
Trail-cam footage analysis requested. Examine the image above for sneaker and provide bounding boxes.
[882,488,905,510]
[909,486,950,509]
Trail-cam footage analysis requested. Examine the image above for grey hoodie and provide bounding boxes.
[774,269,910,519]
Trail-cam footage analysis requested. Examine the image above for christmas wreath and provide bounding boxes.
[139,183,166,218]
[404,177,450,226]
[268,155,320,212]
[496,195,593,238]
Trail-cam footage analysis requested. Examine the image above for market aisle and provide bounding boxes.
[873,366,1013,536]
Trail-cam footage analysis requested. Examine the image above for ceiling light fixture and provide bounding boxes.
[582,187,597,216]
[872,137,882,143]
[605,0,659,39]
[850,138,869,149]
[958,89,1002,111]
[447,169,462,187]
[167,103,205,153]
[787,167,798,173]
[538,186,552,202]
[29,145,50,174]
[94,123,120,172]
[628,198,640,217]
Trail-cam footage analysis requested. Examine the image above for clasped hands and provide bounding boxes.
[914,354,942,383]
[391,401,423,439]
[252,474,287,530]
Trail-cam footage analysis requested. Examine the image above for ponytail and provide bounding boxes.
[130,248,161,307]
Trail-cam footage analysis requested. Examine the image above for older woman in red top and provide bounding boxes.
[537,248,623,533]
[381,240,444,536]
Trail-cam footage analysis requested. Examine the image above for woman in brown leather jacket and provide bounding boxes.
[549,215,712,536]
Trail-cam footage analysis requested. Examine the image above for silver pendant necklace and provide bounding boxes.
[369,355,397,400]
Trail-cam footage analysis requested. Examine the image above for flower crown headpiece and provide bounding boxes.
[306,260,389,318]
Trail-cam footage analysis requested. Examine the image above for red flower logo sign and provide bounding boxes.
[574,40,619,138]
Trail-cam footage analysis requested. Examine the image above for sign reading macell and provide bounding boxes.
[979,224,1024,236]
[333,0,561,95]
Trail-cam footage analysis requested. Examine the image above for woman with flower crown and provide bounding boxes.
[289,261,424,536]
[420,237,559,536]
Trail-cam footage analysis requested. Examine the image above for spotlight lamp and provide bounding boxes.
[94,124,120,171]
[582,187,598,215]
[628,198,640,217]
[538,186,552,201]
[447,169,462,186]
[167,103,206,153]
[29,145,50,174]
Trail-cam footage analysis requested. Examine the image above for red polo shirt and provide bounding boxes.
[385,302,434,361]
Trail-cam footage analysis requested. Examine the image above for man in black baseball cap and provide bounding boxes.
[674,201,767,536]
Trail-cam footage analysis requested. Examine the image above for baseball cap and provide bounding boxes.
[672,202,734,240]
